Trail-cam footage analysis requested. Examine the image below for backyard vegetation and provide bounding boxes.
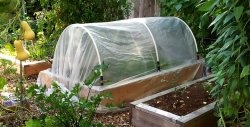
[0,0,250,127]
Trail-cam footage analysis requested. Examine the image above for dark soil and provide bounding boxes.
[146,82,214,116]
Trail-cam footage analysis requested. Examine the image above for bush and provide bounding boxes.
[0,0,132,60]
[33,0,132,60]
[27,82,106,127]
[201,0,250,126]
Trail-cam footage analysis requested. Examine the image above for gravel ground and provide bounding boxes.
[94,111,134,127]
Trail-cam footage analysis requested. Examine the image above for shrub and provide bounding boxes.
[33,0,132,60]
[200,0,250,126]
[27,82,106,127]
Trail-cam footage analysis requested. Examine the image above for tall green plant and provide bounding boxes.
[200,0,250,126]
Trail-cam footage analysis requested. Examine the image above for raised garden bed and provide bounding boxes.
[0,53,51,76]
[38,59,205,112]
[130,76,216,127]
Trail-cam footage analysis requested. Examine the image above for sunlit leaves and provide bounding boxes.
[0,77,6,89]
[24,119,41,127]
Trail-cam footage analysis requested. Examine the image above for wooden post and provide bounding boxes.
[139,0,144,17]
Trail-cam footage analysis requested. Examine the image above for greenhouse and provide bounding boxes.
[48,17,198,90]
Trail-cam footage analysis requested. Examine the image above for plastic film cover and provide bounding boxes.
[43,17,197,90]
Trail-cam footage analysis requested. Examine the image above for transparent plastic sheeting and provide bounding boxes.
[44,17,198,90]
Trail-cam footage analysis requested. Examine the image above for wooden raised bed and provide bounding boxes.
[130,76,216,127]
[38,60,205,112]
[0,53,52,76]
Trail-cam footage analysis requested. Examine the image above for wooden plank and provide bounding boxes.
[132,108,180,127]
[38,60,205,112]
[23,61,52,76]
[97,61,203,105]
[183,110,217,127]
[178,102,215,123]
[130,76,216,127]
[136,103,180,123]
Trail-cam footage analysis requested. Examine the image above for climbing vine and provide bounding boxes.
[200,0,250,126]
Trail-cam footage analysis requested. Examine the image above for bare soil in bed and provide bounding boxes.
[146,82,214,116]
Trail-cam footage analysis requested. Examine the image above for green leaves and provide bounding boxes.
[24,119,42,127]
[240,65,250,78]
[175,4,182,11]
[28,82,106,127]
[0,77,6,89]
[84,64,109,86]
[223,13,234,24]
[198,0,218,12]
[209,12,226,27]
[233,6,244,22]
[204,0,250,126]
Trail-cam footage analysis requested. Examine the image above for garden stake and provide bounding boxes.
[19,60,24,107]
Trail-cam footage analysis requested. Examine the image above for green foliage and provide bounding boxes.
[0,59,16,90]
[0,0,20,24]
[160,0,213,55]
[27,82,106,127]
[0,59,17,75]
[0,42,16,56]
[32,0,132,60]
[24,119,42,127]
[202,0,250,126]
[84,64,109,86]
[26,63,111,126]
[0,0,22,47]
[0,77,7,90]
[1,0,131,60]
